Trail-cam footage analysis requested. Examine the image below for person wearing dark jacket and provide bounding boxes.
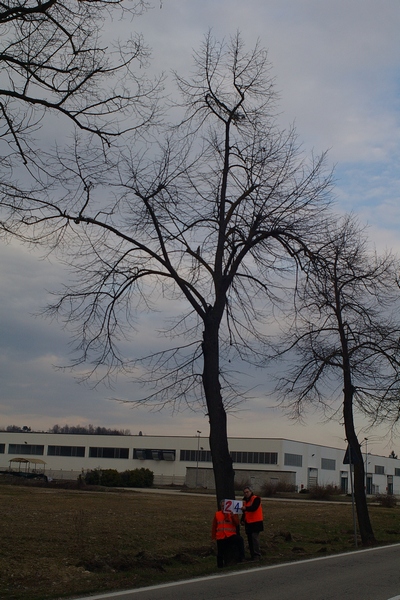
[241,486,263,560]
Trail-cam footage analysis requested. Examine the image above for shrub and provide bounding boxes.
[308,484,342,500]
[84,468,154,488]
[84,469,101,485]
[120,468,154,488]
[98,469,121,487]
[375,493,397,508]
[234,477,251,492]
[276,481,296,493]
[261,481,296,497]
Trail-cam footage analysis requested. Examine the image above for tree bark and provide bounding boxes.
[343,382,376,545]
[336,272,376,546]
[202,316,235,506]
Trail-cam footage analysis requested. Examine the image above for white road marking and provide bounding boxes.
[72,542,400,600]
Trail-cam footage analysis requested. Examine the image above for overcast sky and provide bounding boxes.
[1,0,400,455]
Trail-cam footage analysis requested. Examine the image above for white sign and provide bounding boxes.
[223,499,243,514]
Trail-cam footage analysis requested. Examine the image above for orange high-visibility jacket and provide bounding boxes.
[212,511,238,540]
[243,495,263,524]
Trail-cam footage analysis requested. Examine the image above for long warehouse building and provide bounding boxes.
[1,431,399,494]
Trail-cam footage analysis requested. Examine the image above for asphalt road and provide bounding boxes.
[73,543,400,600]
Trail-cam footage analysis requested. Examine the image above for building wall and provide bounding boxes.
[1,431,400,494]
[186,467,296,493]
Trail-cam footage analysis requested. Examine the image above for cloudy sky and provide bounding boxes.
[1,0,400,455]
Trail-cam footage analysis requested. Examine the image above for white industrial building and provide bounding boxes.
[1,431,399,494]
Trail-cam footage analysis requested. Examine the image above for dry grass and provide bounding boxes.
[1,481,400,600]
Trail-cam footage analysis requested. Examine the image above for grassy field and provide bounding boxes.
[1,483,400,600]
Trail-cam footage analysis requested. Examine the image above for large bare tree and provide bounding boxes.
[276,215,400,544]
[0,33,333,503]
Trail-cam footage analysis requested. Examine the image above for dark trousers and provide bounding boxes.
[216,534,245,567]
[246,530,261,558]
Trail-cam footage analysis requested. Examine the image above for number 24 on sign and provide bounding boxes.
[224,499,243,514]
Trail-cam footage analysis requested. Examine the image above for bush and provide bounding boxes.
[84,469,101,485]
[234,477,251,492]
[98,469,121,487]
[120,468,154,488]
[308,484,342,500]
[261,481,296,497]
[375,493,397,508]
[84,468,154,488]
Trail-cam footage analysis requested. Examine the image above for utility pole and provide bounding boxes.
[363,438,368,494]
[195,430,201,488]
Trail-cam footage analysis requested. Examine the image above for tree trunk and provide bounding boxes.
[353,457,375,545]
[336,281,376,546]
[343,388,376,545]
[202,318,235,506]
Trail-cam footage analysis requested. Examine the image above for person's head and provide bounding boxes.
[243,486,253,498]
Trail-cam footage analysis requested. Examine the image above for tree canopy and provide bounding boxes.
[277,215,400,429]
[275,214,400,544]
[0,30,334,502]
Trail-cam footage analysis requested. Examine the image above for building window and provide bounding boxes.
[230,451,278,465]
[162,451,175,461]
[375,465,385,475]
[321,458,336,471]
[8,444,44,455]
[134,449,176,461]
[179,449,278,464]
[47,446,85,457]
[89,447,129,459]
[284,453,302,467]
[394,468,400,477]
[180,449,212,462]
[0,443,5,454]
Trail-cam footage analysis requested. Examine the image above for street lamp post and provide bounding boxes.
[195,431,201,488]
[346,440,358,548]
[363,438,368,494]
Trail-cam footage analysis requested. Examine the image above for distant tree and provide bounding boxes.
[0,33,333,504]
[6,425,23,432]
[49,424,128,435]
[276,215,400,545]
[5,424,31,432]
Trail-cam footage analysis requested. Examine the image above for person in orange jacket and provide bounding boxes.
[241,486,264,560]
[212,500,245,567]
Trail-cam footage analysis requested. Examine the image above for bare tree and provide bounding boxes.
[276,214,400,544]
[0,33,333,504]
